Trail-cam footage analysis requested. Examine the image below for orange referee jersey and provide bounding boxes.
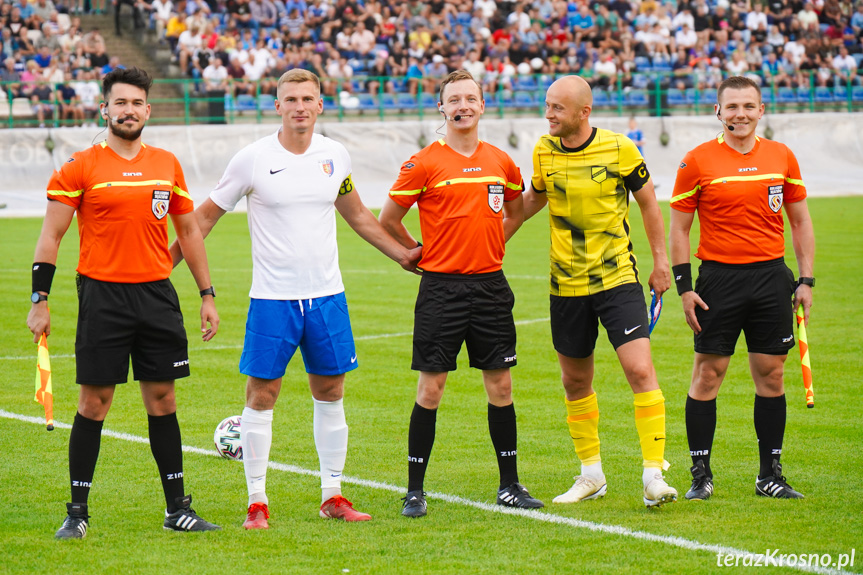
[389,139,523,274]
[670,134,806,264]
[47,141,194,283]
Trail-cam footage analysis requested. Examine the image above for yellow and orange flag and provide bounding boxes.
[796,307,814,409]
[34,333,54,430]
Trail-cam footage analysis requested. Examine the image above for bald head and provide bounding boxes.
[544,75,593,144]
[548,75,593,109]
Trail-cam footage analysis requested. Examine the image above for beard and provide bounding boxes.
[109,120,144,141]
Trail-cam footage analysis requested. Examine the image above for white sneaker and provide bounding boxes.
[553,475,607,504]
[643,471,678,508]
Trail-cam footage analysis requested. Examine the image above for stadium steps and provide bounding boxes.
[78,11,187,122]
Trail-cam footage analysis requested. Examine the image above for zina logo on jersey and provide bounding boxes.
[152,190,170,219]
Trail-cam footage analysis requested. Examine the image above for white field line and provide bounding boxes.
[0,408,856,575]
[0,318,550,361]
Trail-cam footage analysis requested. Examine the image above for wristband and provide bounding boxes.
[797,277,815,288]
[32,262,57,294]
[200,286,216,298]
[416,242,422,248]
[672,263,693,295]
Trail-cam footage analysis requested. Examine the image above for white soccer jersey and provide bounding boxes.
[210,131,351,300]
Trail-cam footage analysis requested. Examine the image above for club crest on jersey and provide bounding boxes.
[152,190,170,219]
[768,185,783,213]
[591,166,607,183]
[488,184,504,213]
[320,159,334,177]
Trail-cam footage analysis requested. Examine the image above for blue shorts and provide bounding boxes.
[239,293,358,379]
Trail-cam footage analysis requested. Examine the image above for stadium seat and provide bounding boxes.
[776,87,797,104]
[833,84,848,102]
[539,75,554,90]
[592,89,611,107]
[224,93,235,112]
[496,91,514,108]
[10,98,33,117]
[235,94,257,112]
[357,93,378,111]
[634,56,651,71]
[797,86,813,103]
[514,91,536,108]
[257,94,275,112]
[0,97,9,119]
[851,86,863,102]
[685,88,698,105]
[626,90,649,107]
[396,93,418,110]
[652,59,672,72]
[813,86,833,103]
[698,89,717,105]
[391,77,408,93]
[667,88,687,106]
[323,96,338,111]
[514,76,537,91]
[419,92,437,110]
[761,88,774,104]
[380,93,398,110]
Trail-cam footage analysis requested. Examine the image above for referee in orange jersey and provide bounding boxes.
[27,67,221,537]
[380,70,543,517]
[669,76,815,501]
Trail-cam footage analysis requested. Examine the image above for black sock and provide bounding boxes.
[148,412,185,512]
[685,396,717,477]
[754,394,786,479]
[488,403,518,489]
[69,412,104,504]
[407,403,437,492]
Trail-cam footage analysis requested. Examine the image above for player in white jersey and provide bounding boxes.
[172,69,422,527]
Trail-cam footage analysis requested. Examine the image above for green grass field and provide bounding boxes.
[1,197,861,574]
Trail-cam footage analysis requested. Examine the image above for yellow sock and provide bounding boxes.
[565,393,600,465]
[634,389,667,469]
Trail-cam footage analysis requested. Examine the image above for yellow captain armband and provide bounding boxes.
[339,174,355,196]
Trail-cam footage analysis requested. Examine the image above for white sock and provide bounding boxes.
[241,407,273,506]
[313,397,348,504]
[643,466,662,487]
[581,461,605,480]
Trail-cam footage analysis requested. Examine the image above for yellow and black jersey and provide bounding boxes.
[531,128,650,297]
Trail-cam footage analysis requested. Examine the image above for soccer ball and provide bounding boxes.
[214,415,243,460]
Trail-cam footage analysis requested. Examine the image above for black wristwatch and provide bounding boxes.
[797,277,815,288]
[200,286,216,298]
[31,292,48,303]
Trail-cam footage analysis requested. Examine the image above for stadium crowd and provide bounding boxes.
[3,0,863,120]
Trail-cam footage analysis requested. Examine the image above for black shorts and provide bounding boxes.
[550,282,649,359]
[412,270,517,372]
[75,274,190,385]
[693,258,796,356]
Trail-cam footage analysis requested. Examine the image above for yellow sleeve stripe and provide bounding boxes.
[786,177,805,186]
[47,189,84,198]
[91,179,173,190]
[670,186,700,204]
[390,188,425,196]
[505,181,521,191]
[431,176,515,188]
[708,173,785,185]
[173,186,192,200]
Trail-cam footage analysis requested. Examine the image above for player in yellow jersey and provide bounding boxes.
[522,75,677,507]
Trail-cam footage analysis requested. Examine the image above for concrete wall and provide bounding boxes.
[1,112,861,216]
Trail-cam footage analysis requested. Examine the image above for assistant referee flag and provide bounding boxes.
[34,333,54,431]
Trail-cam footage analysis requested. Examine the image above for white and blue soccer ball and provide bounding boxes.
[214,415,243,460]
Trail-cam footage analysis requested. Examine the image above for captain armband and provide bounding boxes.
[32,262,57,294]
[338,174,355,196]
[672,263,693,295]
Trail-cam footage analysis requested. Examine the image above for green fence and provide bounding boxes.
[3,72,861,129]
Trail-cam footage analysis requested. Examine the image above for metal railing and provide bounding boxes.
[2,72,861,129]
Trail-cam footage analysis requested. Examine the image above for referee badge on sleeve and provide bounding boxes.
[488,184,504,213]
[152,190,170,219]
[768,185,783,213]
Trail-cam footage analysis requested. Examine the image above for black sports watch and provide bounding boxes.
[200,286,216,298]
[31,292,48,303]
[797,277,815,288]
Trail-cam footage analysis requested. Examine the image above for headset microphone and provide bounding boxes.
[449,114,462,122]
[112,115,126,124]
[723,119,734,131]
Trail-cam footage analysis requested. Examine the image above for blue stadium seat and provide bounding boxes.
[685,88,698,105]
[351,78,366,93]
[626,90,649,107]
[698,89,717,105]
[391,78,408,93]
[652,59,672,72]
[833,84,848,102]
[357,94,378,111]
[380,93,399,110]
[539,75,555,90]
[634,56,651,71]
[514,76,537,91]
[419,92,438,110]
[776,87,797,103]
[257,94,275,112]
[396,93,418,109]
[514,91,536,108]
[797,87,813,103]
[224,93,235,112]
[851,86,863,101]
[236,94,257,112]
[592,89,611,107]
[497,91,514,108]
[667,89,687,106]
[323,96,338,111]
[814,86,833,103]
[761,87,774,104]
